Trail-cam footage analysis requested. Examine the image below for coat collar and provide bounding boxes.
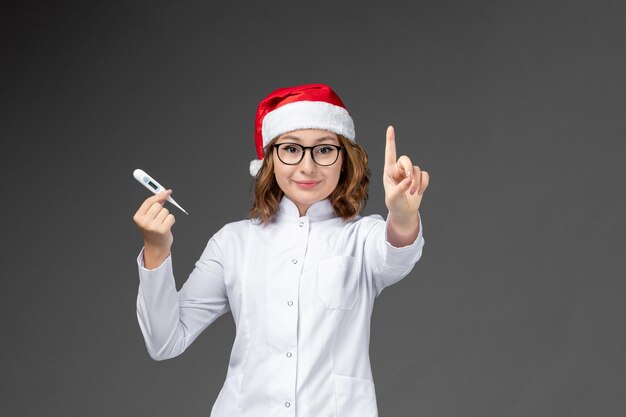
[274,196,336,223]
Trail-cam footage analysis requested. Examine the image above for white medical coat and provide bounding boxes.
[136,197,425,417]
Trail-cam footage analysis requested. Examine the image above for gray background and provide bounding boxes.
[2,0,625,416]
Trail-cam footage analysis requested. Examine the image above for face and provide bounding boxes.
[272,129,343,216]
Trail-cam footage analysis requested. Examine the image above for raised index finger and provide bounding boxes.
[385,125,397,168]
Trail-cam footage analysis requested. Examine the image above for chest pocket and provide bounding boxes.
[316,255,360,310]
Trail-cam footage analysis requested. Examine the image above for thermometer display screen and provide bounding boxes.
[148,181,158,189]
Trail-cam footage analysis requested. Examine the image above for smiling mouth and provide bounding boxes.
[294,180,321,188]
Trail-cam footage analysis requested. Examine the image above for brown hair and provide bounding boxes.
[249,135,370,224]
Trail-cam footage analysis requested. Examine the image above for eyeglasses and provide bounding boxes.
[272,143,344,166]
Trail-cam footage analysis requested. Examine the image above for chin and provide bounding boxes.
[288,189,329,204]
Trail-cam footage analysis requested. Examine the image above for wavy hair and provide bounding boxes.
[249,135,370,224]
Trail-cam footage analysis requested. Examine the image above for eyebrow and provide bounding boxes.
[278,135,339,144]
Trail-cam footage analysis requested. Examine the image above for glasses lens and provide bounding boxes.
[277,144,304,164]
[275,143,340,165]
[312,145,339,166]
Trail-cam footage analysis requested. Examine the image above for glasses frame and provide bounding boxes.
[272,142,345,166]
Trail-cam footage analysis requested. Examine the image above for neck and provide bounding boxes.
[295,202,311,217]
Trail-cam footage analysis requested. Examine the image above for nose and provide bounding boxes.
[298,148,317,173]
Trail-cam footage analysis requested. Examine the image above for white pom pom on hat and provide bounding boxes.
[249,83,356,177]
[249,159,263,176]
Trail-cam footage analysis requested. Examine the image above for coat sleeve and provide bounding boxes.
[136,237,230,361]
[364,210,425,297]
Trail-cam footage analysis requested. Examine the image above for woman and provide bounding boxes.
[133,83,429,417]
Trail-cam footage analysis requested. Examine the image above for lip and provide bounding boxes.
[294,180,321,189]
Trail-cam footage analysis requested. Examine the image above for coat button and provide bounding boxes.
[286,352,292,357]
[291,259,297,264]
[287,301,294,306]
[285,401,291,407]
[299,222,304,227]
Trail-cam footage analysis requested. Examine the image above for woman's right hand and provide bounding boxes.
[133,189,176,267]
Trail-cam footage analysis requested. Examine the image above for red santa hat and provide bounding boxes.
[249,83,356,176]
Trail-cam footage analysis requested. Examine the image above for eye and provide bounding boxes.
[281,144,301,154]
[316,146,335,154]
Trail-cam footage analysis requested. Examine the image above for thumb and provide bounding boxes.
[156,189,172,203]
[386,177,411,201]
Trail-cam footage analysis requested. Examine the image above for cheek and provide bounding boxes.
[273,171,286,188]
[327,166,343,191]
[272,163,292,190]
[334,158,345,183]
[271,156,284,179]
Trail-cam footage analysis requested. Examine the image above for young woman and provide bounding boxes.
[133,83,429,417]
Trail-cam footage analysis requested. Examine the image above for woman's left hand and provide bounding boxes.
[383,125,429,217]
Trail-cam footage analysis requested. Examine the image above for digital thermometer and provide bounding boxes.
[133,168,189,215]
